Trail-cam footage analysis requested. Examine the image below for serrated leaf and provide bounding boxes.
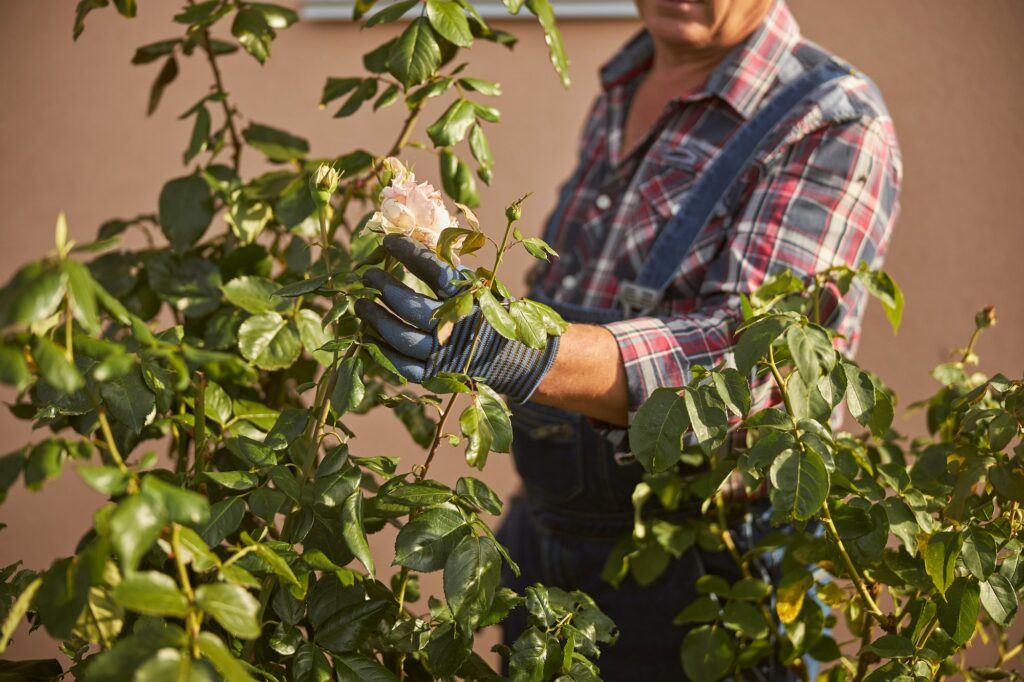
[387,17,441,88]
[196,582,262,639]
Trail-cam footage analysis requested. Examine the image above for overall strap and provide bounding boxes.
[617,57,852,317]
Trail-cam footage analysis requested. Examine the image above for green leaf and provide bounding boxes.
[320,77,362,106]
[73,0,110,40]
[0,261,66,329]
[63,260,101,334]
[444,535,501,632]
[232,7,274,64]
[427,100,478,148]
[961,525,997,580]
[238,312,301,370]
[198,497,246,545]
[384,480,454,507]
[525,0,569,87]
[459,77,501,96]
[221,276,285,314]
[335,654,400,682]
[630,388,688,473]
[734,315,789,376]
[387,17,442,88]
[198,631,257,681]
[468,124,494,177]
[24,441,66,490]
[864,634,915,659]
[722,600,768,639]
[295,309,332,364]
[331,356,366,416]
[681,624,734,682]
[274,275,327,298]
[769,449,829,521]
[712,368,751,417]
[786,323,835,386]
[395,507,472,572]
[0,344,31,391]
[980,574,1018,627]
[365,0,418,27]
[426,0,473,47]
[477,384,512,453]
[341,490,375,577]
[112,571,189,617]
[110,494,166,571]
[32,337,84,393]
[476,288,517,342]
[460,400,493,469]
[924,531,961,596]
[243,123,310,162]
[456,476,502,515]
[184,104,211,164]
[147,55,178,115]
[439,149,479,208]
[142,475,210,525]
[317,602,396,656]
[159,174,213,254]
[292,642,333,682]
[507,300,547,350]
[195,582,262,639]
[99,366,156,434]
[937,577,980,645]
[858,269,904,333]
[843,363,877,427]
[0,576,41,654]
[334,78,378,118]
[79,465,129,496]
[684,387,729,455]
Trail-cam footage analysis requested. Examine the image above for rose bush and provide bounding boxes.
[0,1,614,680]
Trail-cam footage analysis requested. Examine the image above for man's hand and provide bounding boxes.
[354,234,560,404]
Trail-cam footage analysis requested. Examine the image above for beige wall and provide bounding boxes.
[1,0,1022,669]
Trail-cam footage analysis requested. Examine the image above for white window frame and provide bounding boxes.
[301,0,638,20]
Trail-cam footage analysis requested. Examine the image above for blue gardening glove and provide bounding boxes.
[354,234,560,404]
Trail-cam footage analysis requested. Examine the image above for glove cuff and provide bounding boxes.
[488,333,560,404]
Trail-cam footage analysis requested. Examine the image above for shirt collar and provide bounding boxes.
[599,0,802,120]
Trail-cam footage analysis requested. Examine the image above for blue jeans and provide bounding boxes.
[497,401,796,681]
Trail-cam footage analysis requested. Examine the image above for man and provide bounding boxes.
[356,0,901,677]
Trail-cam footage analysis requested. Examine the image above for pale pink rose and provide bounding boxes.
[366,158,457,250]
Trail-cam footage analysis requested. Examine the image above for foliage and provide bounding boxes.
[615,265,1024,681]
[0,2,613,680]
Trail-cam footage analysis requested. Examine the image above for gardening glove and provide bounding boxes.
[354,234,560,404]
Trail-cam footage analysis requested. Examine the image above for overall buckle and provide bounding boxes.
[617,281,663,317]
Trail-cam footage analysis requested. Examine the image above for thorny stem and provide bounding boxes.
[417,210,521,481]
[64,302,74,363]
[319,206,335,285]
[764,346,889,627]
[96,406,130,477]
[192,371,207,483]
[190,0,244,173]
[821,503,887,624]
[961,326,983,365]
[172,524,201,658]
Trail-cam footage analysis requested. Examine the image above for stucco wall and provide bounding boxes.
[1,0,1022,669]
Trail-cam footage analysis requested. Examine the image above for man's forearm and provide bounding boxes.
[529,324,630,426]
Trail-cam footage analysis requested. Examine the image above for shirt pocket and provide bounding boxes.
[617,148,703,277]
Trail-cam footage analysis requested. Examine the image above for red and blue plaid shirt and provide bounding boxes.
[531,0,903,417]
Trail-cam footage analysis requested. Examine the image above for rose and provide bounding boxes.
[366,157,457,250]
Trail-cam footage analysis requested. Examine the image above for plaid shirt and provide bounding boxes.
[532,0,902,417]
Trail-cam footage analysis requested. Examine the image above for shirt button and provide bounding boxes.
[595,194,612,211]
[561,274,578,290]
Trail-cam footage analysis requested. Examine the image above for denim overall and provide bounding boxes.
[497,56,850,681]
